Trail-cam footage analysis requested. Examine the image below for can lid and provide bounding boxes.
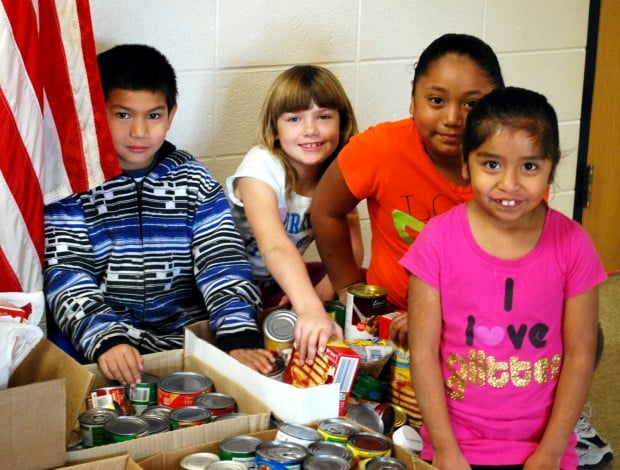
[391,425,423,453]
[263,309,297,341]
[79,407,118,425]
[347,432,392,452]
[317,418,360,438]
[308,440,354,461]
[346,403,384,434]
[194,392,236,410]
[391,404,409,429]
[347,284,387,298]
[103,416,149,436]
[141,404,172,419]
[157,372,213,393]
[303,455,350,470]
[220,435,263,453]
[363,456,408,470]
[180,452,220,470]
[255,440,308,462]
[170,406,211,422]
[278,422,322,441]
[142,415,170,434]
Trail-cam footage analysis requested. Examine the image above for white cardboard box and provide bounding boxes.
[188,323,341,424]
[64,333,271,465]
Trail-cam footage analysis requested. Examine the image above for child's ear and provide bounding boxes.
[461,157,470,181]
[409,81,415,116]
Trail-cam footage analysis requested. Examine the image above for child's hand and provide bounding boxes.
[294,310,343,366]
[433,449,471,470]
[229,348,275,375]
[389,312,409,348]
[98,344,144,387]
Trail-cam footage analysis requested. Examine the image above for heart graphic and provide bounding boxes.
[474,326,504,347]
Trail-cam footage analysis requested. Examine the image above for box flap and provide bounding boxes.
[186,323,340,423]
[0,379,66,469]
[11,337,95,444]
[57,454,142,469]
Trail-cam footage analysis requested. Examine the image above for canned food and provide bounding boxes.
[79,408,118,447]
[347,432,392,464]
[89,385,130,415]
[391,424,423,453]
[142,414,170,434]
[179,452,220,470]
[141,404,172,419]
[207,462,248,470]
[169,406,211,429]
[264,356,286,381]
[346,403,385,434]
[361,456,407,470]
[157,371,213,409]
[324,300,346,330]
[129,372,159,415]
[316,418,360,444]
[103,415,149,443]
[344,284,387,340]
[303,454,350,469]
[308,440,353,464]
[194,392,236,417]
[263,309,297,359]
[219,435,263,470]
[211,412,250,422]
[275,423,321,448]
[255,440,308,469]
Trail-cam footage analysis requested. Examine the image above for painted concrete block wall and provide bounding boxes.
[90,0,590,266]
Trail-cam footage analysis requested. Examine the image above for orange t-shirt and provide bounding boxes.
[339,118,473,309]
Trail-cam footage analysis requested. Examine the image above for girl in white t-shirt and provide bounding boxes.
[226,65,363,367]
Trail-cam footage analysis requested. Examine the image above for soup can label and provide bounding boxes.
[130,372,159,415]
[157,372,213,409]
[89,386,130,415]
[345,285,387,340]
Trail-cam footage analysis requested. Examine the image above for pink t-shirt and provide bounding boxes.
[400,204,607,468]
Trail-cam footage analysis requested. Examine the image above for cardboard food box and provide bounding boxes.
[283,339,360,416]
[138,427,434,470]
[2,338,95,470]
[57,454,142,469]
[188,322,342,423]
[64,332,271,465]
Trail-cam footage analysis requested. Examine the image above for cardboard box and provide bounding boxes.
[138,427,434,470]
[2,338,95,470]
[64,333,271,465]
[57,454,142,470]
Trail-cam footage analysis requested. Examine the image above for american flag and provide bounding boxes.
[0,0,120,294]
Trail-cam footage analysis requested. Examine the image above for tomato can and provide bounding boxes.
[169,406,211,429]
[360,456,407,470]
[104,415,149,443]
[157,371,213,408]
[263,309,297,359]
[308,440,354,464]
[316,417,360,444]
[79,408,118,447]
[179,452,220,470]
[129,372,159,415]
[89,385,130,415]
[303,454,350,469]
[346,432,392,464]
[142,414,170,434]
[194,392,236,417]
[254,440,308,469]
[344,284,387,340]
[275,423,321,448]
[219,435,263,470]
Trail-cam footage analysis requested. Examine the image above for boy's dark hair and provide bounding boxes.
[462,86,561,181]
[413,33,505,92]
[97,44,177,111]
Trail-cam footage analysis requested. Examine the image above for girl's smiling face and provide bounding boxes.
[463,126,552,227]
[410,54,496,164]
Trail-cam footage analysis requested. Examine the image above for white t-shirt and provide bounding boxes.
[226,145,313,283]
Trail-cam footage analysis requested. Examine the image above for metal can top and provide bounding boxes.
[79,407,118,425]
[170,406,211,423]
[103,415,149,436]
[302,454,350,470]
[141,404,172,419]
[194,392,236,410]
[278,422,322,442]
[255,440,308,463]
[347,284,387,298]
[211,412,249,422]
[157,371,213,394]
[363,456,408,470]
[263,309,297,342]
[219,435,263,454]
[346,403,384,434]
[206,462,248,470]
[347,432,392,453]
[317,418,361,439]
[391,404,409,429]
[308,440,354,462]
[142,415,170,434]
[179,452,220,470]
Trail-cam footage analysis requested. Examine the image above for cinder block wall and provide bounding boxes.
[91,0,590,266]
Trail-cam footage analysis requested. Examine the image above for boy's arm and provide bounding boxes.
[44,198,133,361]
[524,288,599,468]
[408,276,471,470]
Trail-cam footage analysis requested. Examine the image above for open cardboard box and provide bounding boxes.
[64,332,271,465]
[2,338,95,470]
[188,322,342,423]
[138,427,434,470]
[57,454,142,470]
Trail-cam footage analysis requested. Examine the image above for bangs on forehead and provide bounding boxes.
[273,80,340,115]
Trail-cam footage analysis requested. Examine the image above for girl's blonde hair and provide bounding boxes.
[257,65,358,195]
